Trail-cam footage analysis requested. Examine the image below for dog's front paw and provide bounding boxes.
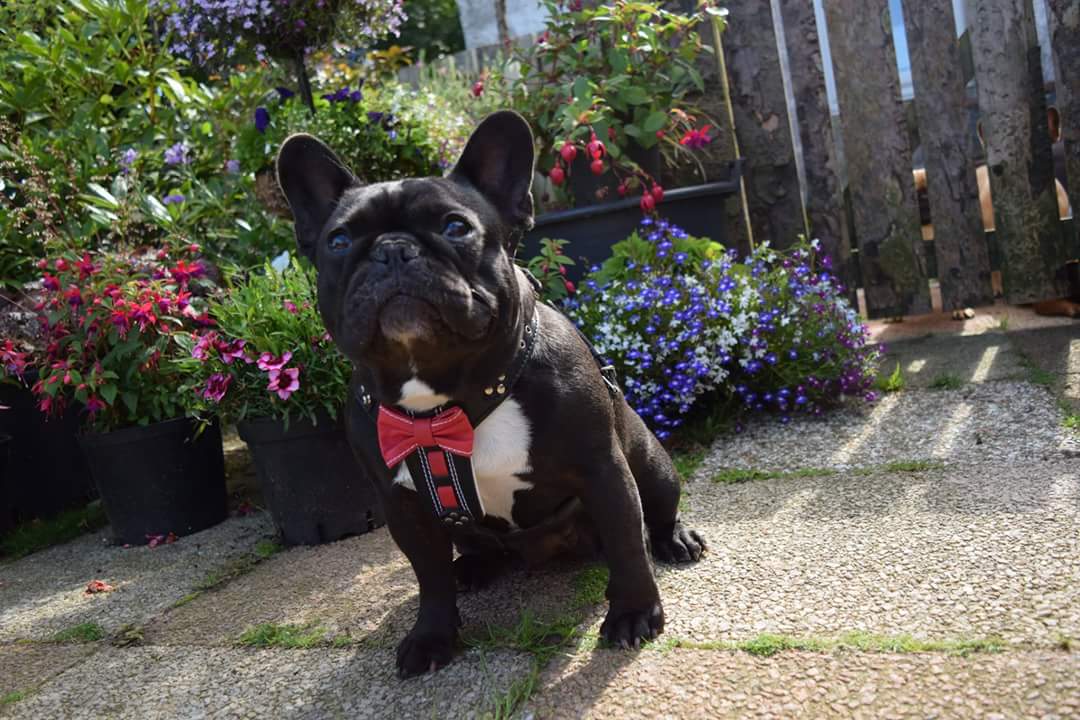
[651,522,706,564]
[396,626,457,678]
[600,601,664,649]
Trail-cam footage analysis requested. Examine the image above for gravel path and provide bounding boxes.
[0,513,275,641]
[527,648,1080,719]
[2,327,1079,717]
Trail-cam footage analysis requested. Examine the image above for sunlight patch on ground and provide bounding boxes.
[829,394,900,466]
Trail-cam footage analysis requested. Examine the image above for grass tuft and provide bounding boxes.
[467,611,579,666]
[0,501,108,561]
[482,664,541,720]
[670,446,707,482]
[50,622,104,644]
[668,631,1005,657]
[1062,410,1079,435]
[254,539,283,559]
[875,363,906,393]
[571,566,608,609]
[236,623,326,649]
[1,691,27,706]
[928,374,965,391]
[1016,351,1056,388]
[711,467,836,484]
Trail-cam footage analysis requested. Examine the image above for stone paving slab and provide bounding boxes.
[878,333,1027,388]
[0,643,97,698]
[0,513,275,642]
[704,382,1071,473]
[657,459,1080,646]
[0,646,531,720]
[144,526,586,648]
[527,648,1080,719]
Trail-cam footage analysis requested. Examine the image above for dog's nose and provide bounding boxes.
[372,237,420,266]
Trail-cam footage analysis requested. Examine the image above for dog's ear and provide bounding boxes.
[450,111,535,238]
[277,134,358,260]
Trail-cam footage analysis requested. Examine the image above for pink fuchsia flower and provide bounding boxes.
[0,340,27,377]
[85,395,107,417]
[201,373,232,403]
[257,351,292,371]
[129,301,157,331]
[219,339,251,365]
[64,286,83,306]
[169,259,204,286]
[679,125,713,150]
[283,300,299,314]
[267,367,300,400]
[75,253,98,278]
[43,273,61,291]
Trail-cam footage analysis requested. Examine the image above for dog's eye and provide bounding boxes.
[328,232,352,254]
[442,217,472,239]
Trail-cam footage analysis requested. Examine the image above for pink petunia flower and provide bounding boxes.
[201,373,232,403]
[267,367,300,400]
[257,351,292,371]
[219,339,252,365]
[191,331,218,360]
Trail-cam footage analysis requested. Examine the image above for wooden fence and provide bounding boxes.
[403,0,1079,318]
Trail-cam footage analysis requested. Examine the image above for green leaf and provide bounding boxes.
[572,76,591,103]
[161,74,188,104]
[85,182,118,207]
[642,111,668,134]
[100,384,118,405]
[618,86,650,105]
[624,124,642,138]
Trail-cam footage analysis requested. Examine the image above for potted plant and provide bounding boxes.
[174,257,383,546]
[1,335,97,528]
[18,247,227,545]
[512,0,741,276]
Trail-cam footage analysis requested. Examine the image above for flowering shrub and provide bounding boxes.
[515,0,725,206]
[567,220,880,438]
[173,258,350,426]
[160,0,406,66]
[0,246,212,432]
[235,87,446,179]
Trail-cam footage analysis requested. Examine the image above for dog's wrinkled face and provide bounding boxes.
[276,112,535,386]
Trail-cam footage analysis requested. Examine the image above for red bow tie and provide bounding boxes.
[376,405,474,468]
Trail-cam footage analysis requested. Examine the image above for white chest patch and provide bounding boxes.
[391,397,534,527]
[398,377,451,413]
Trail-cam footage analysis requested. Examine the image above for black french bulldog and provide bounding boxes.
[276,111,705,678]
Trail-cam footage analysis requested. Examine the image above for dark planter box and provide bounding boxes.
[524,160,744,283]
[0,434,11,536]
[238,414,383,546]
[0,374,95,528]
[80,417,227,545]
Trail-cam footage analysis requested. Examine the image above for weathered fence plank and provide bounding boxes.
[777,0,850,272]
[968,0,1068,303]
[1048,0,1080,229]
[904,0,993,309]
[722,2,805,250]
[824,0,930,317]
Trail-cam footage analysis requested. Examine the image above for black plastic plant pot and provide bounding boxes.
[79,418,227,545]
[0,372,95,526]
[0,433,12,535]
[524,160,744,284]
[237,413,384,546]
